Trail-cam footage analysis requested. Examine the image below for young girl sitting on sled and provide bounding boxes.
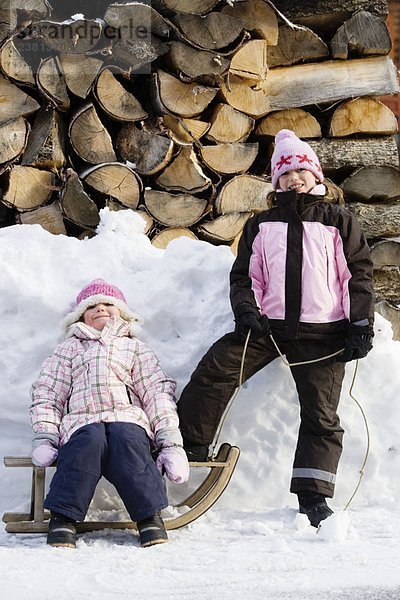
[178,129,374,528]
[30,278,189,548]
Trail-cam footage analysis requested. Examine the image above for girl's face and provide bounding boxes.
[278,169,317,193]
[83,302,121,331]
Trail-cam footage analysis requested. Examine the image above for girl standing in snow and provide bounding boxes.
[30,279,189,548]
[178,129,374,527]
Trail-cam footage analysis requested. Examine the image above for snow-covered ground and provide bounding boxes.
[1,210,399,599]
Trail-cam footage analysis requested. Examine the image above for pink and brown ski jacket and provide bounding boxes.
[30,317,181,448]
[230,189,374,339]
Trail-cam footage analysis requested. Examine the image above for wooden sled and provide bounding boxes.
[2,443,240,534]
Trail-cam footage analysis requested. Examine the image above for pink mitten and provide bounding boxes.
[32,444,58,467]
[156,447,190,484]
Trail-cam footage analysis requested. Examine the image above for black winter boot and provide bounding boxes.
[137,513,168,547]
[297,491,333,528]
[47,512,77,548]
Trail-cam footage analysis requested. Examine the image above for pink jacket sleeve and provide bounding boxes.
[30,344,73,447]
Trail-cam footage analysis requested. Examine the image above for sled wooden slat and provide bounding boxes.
[177,443,232,509]
[2,443,240,533]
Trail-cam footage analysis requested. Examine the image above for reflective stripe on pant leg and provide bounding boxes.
[288,339,346,497]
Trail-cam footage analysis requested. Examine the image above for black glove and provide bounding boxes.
[337,323,374,362]
[234,304,270,341]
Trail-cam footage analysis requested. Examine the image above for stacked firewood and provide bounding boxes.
[0,0,399,332]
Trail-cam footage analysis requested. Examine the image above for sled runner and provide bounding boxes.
[2,443,240,534]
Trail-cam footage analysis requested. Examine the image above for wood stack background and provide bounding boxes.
[0,0,399,336]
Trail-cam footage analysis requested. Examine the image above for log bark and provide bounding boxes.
[272,1,388,36]
[347,202,400,238]
[259,56,399,112]
[37,56,70,111]
[215,175,273,215]
[331,10,391,59]
[116,122,174,175]
[375,300,400,340]
[341,167,400,202]
[144,189,209,227]
[104,2,171,71]
[60,169,100,229]
[207,104,254,144]
[3,165,56,211]
[266,25,329,68]
[104,1,171,40]
[81,163,142,209]
[151,227,198,249]
[0,74,39,125]
[256,108,321,139]
[94,68,148,121]
[0,117,29,165]
[18,202,67,235]
[221,0,279,44]
[373,271,400,305]
[371,239,400,313]
[307,137,399,171]
[111,36,169,73]
[328,97,398,137]
[38,18,104,55]
[158,0,219,15]
[221,57,399,118]
[370,238,400,269]
[199,142,259,175]
[69,104,116,164]
[155,146,211,193]
[22,108,66,169]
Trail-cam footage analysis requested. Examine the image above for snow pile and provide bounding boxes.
[1,209,400,598]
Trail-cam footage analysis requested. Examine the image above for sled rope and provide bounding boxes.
[211,330,370,510]
[269,336,344,365]
[342,359,370,511]
[212,331,344,455]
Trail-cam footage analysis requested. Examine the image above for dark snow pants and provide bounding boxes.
[178,330,346,497]
[44,422,168,522]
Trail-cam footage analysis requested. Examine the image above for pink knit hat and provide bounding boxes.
[62,278,143,336]
[76,279,126,305]
[271,129,324,189]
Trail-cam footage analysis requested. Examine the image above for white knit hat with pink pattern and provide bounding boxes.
[271,129,324,189]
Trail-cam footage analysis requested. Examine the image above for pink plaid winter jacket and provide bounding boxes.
[30,317,181,448]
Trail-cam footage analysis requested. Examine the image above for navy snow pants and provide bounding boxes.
[44,422,168,522]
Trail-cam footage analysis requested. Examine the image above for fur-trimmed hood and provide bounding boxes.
[61,279,144,338]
